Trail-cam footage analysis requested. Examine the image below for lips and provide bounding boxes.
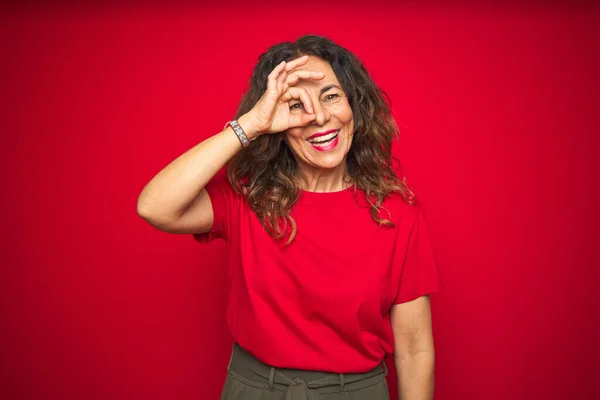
[308,129,338,140]
[307,129,340,152]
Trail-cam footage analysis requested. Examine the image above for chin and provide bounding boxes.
[308,153,347,170]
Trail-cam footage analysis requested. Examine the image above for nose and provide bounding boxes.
[311,100,331,126]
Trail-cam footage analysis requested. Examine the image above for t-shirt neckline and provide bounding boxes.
[299,184,355,196]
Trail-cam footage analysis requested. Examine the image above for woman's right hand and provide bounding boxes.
[246,55,325,137]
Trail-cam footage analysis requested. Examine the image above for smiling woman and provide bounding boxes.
[137,35,442,400]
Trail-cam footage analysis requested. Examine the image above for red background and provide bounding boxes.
[1,2,599,399]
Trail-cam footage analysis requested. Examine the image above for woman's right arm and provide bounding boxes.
[136,113,259,234]
[136,56,322,235]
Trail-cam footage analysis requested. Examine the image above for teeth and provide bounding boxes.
[308,131,339,144]
[312,139,335,147]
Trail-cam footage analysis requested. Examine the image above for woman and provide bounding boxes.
[137,35,442,400]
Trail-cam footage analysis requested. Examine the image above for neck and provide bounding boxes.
[297,163,351,193]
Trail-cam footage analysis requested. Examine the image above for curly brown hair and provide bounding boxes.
[228,35,416,244]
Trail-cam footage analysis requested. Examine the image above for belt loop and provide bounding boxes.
[339,373,345,391]
[268,367,275,391]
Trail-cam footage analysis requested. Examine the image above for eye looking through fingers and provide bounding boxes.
[289,102,304,113]
[285,70,325,114]
[286,87,313,114]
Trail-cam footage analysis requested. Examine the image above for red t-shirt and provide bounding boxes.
[193,174,442,373]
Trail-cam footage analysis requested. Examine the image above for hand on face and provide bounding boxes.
[249,55,325,135]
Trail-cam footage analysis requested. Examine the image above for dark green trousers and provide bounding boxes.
[221,343,391,400]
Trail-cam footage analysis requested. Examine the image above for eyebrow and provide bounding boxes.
[320,84,343,95]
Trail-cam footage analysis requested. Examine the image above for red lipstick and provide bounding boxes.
[306,129,340,152]
[310,136,339,152]
[307,129,338,140]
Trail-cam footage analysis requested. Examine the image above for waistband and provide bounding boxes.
[227,343,388,399]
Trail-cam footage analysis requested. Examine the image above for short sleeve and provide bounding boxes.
[192,173,236,244]
[393,207,443,304]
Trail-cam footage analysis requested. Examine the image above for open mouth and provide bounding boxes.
[307,130,340,151]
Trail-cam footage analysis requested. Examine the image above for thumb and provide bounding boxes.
[291,113,316,128]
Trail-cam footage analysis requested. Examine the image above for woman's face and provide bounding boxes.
[283,56,354,178]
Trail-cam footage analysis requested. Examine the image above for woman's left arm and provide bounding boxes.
[390,295,435,400]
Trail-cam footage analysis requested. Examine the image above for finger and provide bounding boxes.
[267,61,287,92]
[286,70,325,87]
[300,113,317,126]
[268,60,286,80]
[284,55,309,72]
[276,66,289,93]
[280,89,293,102]
[288,87,314,114]
[291,113,316,128]
[279,88,299,107]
